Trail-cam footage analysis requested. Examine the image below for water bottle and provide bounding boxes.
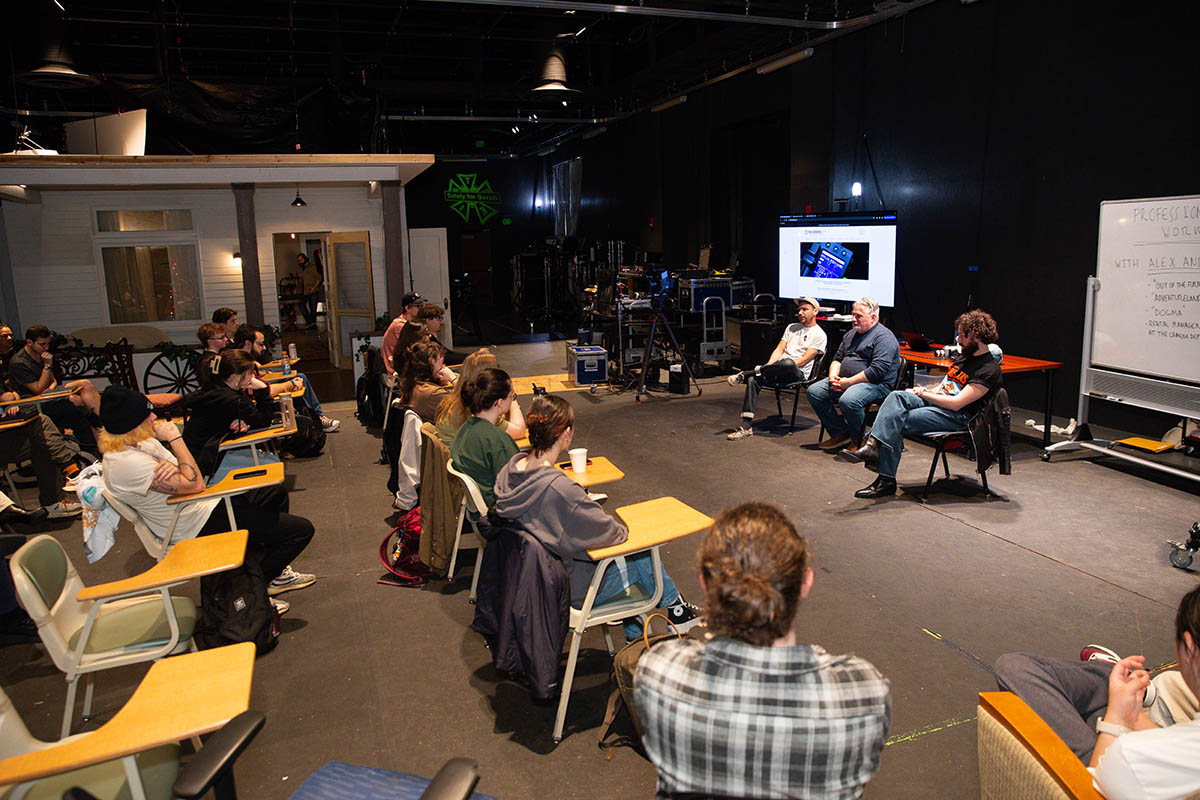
[280,393,296,430]
[281,356,292,376]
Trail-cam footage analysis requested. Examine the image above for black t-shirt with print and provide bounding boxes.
[943,350,1002,418]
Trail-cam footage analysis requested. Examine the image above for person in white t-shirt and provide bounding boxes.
[995,585,1200,800]
[727,297,827,441]
[98,385,317,605]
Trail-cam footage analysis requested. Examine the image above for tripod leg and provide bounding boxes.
[635,316,659,401]
[659,316,702,396]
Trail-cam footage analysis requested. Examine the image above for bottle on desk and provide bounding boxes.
[288,342,298,361]
[280,393,296,430]
[281,356,293,376]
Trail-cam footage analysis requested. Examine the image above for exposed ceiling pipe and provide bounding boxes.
[384,114,603,123]
[418,0,861,29]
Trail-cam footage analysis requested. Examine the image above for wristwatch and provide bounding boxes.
[1096,718,1130,737]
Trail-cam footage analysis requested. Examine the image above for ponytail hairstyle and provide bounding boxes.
[391,321,427,375]
[698,503,811,646]
[461,368,512,416]
[526,395,574,455]
[1176,585,1200,648]
[397,340,445,406]
[213,348,257,386]
[435,348,497,426]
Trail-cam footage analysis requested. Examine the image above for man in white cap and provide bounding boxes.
[727,297,827,441]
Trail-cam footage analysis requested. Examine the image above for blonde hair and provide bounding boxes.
[435,348,497,426]
[97,418,156,454]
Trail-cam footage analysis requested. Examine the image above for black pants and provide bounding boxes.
[196,485,314,582]
[42,398,98,451]
[384,411,404,495]
[0,416,61,507]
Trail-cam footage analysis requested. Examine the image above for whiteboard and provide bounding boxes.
[1092,195,1200,385]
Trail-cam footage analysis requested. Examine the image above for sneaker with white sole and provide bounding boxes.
[320,416,341,432]
[62,477,78,493]
[726,372,746,386]
[664,595,703,633]
[727,426,754,441]
[1080,644,1120,664]
[45,500,83,518]
[268,565,316,596]
[270,597,290,616]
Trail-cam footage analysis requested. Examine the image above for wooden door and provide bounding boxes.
[325,231,375,369]
[409,227,451,349]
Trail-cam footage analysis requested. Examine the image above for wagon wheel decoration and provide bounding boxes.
[142,348,202,396]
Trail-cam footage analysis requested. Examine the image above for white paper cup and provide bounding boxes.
[569,447,588,473]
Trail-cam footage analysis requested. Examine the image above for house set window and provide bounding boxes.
[94,209,202,324]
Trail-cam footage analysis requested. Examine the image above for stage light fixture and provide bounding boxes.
[756,47,815,76]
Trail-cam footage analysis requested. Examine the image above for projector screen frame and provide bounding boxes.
[778,210,898,306]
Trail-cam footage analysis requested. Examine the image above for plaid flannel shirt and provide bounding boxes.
[634,637,891,799]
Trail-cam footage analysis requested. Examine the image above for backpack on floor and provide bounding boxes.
[195,557,279,655]
[356,346,387,427]
[281,406,327,458]
[598,613,701,750]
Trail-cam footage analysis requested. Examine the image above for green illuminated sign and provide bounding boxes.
[443,173,501,224]
[501,217,512,226]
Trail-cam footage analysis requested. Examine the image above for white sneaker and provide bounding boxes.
[268,565,316,596]
[727,426,754,441]
[726,372,745,386]
[270,597,290,615]
[320,416,340,432]
[45,500,83,518]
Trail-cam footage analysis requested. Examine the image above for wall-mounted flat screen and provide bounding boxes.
[779,211,897,306]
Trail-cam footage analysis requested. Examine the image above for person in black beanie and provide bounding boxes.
[98,385,316,609]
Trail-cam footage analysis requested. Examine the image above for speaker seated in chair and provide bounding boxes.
[843,310,1003,500]
[726,297,828,440]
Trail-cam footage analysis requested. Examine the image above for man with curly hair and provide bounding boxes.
[847,309,1002,498]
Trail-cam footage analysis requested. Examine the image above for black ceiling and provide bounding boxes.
[3,0,929,157]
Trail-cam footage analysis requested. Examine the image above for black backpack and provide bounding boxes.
[355,346,386,427]
[281,405,327,458]
[195,557,279,655]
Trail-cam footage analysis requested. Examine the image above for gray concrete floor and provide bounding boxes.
[4,340,1198,799]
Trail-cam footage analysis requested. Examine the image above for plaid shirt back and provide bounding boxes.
[634,637,891,799]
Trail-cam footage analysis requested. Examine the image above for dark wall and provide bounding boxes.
[403,159,554,313]
[560,0,1198,431]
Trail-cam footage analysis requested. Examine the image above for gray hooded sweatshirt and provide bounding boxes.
[492,452,627,603]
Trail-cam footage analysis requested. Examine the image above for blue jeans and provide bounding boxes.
[295,372,323,417]
[869,390,967,478]
[806,378,891,442]
[592,552,680,640]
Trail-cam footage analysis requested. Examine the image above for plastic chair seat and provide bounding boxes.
[568,582,650,629]
[65,596,197,654]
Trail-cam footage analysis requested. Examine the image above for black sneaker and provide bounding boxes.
[665,595,703,633]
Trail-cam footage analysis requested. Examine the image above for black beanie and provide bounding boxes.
[100,385,154,435]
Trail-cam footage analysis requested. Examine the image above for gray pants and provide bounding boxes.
[995,653,1189,764]
[14,415,76,467]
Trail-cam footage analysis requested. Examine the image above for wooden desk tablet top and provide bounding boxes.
[0,414,38,432]
[0,643,256,786]
[554,455,624,488]
[261,358,300,370]
[515,435,531,450]
[899,345,1063,374]
[217,424,296,451]
[588,497,714,561]
[167,462,285,504]
[1,384,82,408]
[76,530,248,602]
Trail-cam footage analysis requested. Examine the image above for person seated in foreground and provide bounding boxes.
[5,324,102,454]
[635,502,891,799]
[231,324,339,432]
[0,391,83,518]
[396,340,453,424]
[492,394,701,641]
[727,296,827,440]
[449,368,520,510]
[98,385,315,609]
[805,298,900,453]
[846,309,1003,499]
[994,585,1200,799]
[380,292,425,376]
[434,348,526,447]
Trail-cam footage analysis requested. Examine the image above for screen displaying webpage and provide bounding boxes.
[779,211,897,306]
